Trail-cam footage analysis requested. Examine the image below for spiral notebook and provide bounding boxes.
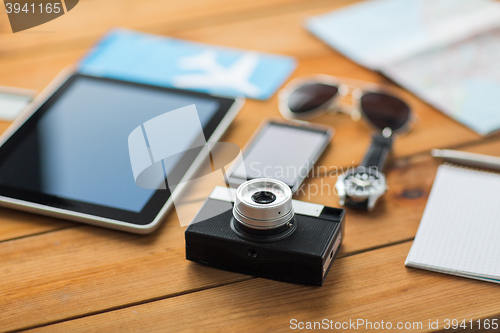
[405,164,500,284]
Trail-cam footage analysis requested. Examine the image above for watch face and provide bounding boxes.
[343,169,384,198]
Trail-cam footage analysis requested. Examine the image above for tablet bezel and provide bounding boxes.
[0,68,244,233]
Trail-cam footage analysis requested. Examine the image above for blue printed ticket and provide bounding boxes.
[79,29,296,100]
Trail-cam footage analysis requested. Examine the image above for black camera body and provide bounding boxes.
[185,184,345,286]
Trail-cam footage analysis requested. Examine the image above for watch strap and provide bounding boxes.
[344,197,368,210]
[360,134,393,171]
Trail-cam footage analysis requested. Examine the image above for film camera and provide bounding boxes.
[185,179,345,286]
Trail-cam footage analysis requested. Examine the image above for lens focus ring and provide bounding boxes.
[233,178,294,229]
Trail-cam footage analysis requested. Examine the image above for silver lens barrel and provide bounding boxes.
[233,179,294,230]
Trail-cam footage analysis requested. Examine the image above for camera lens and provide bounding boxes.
[232,179,296,242]
[251,191,276,204]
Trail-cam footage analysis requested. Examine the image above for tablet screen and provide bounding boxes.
[0,74,236,225]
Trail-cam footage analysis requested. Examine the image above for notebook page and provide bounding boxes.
[405,164,500,282]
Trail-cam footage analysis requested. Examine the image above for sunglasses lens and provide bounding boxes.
[360,92,411,131]
[287,83,338,114]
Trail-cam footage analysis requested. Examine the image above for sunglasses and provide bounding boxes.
[279,75,413,136]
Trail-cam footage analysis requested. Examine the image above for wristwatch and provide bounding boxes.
[335,133,393,211]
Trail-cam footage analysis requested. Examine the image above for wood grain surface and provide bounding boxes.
[0,0,499,332]
[27,242,500,333]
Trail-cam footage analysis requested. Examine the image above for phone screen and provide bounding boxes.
[230,122,331,189]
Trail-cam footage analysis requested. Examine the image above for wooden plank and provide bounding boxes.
[0,207,73,242]
[2,138,500,331]
[28,242,500,333]
[168,0,355,59]
[0,0,360,58]
[0,47,84,90]
[7,0,498,60]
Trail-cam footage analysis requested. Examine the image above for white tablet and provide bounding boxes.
[0,69,243,233]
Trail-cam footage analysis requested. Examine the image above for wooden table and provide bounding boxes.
[1,0,500,332]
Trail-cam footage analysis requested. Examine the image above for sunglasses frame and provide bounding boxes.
[279,74,415,135]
